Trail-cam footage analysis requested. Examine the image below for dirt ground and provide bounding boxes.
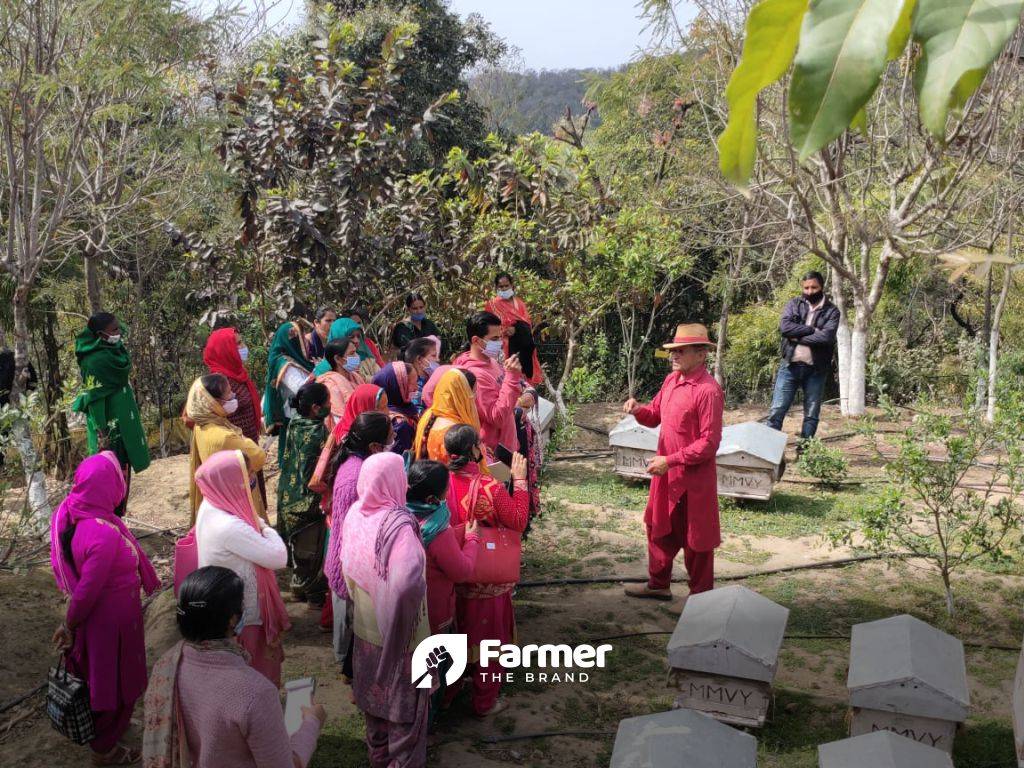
[1,403,1020,767]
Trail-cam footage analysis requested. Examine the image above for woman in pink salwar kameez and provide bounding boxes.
[51,451,161,766]
[340,451,432,768]
[443,425,529,717]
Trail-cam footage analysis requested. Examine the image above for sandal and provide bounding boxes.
[92,744,140,766]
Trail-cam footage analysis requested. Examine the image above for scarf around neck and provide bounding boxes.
[408,499,450,547]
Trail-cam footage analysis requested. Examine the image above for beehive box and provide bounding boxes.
[666,585,789,727]
[818,731,954,768]
[1012,637,1024,767]
[847,615,970,753]
[608,415,659,478]
[608,418,788,499]
[610,708,758,768]
[530,396,557,458]
[715,422,787,501]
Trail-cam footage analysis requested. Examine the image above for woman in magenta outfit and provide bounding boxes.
[51,451,161,766]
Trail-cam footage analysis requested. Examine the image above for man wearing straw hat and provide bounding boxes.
[622,323,724,600]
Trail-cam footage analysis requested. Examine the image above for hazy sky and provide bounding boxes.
[193,1,694,70]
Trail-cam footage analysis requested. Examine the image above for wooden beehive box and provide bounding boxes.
[666,585,789,727]
[1012,636,1024,767]
[608,415,659,478]
[610,708,758,768]
[608,418,787,500]
[715,422,787,501]
[818,731,954,768]
[847,615,970,753]
[530,396,557,458]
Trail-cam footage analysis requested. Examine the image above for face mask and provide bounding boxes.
[805,290,824,305]
[411,311,426,322]
[238,346,249,363]
[233,613,246,636]
[344,354,361,372]
[384,438,396,452]
[483,339,503,358]
[424,361,440,376]
[497,288,514,300]
[105,334,122,345]
[222,397,239,415]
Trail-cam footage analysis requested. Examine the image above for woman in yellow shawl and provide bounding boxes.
[413,368,486,470]
[185,374,267,525]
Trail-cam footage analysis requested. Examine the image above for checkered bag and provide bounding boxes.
[46,655,94,745]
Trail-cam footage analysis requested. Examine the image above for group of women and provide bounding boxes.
[50,274,544,767]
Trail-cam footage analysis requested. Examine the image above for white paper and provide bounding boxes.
[283,677,315,735]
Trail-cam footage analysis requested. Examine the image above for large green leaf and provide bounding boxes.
[913,0,1024,137]
[717,0,809,186]
[789,0,911,162]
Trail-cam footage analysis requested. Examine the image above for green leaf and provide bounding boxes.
[789,0,910,162]
[913,0,1024,138]
[717,0,809,186]
[888,0,918,60]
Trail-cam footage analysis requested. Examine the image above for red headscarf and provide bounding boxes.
[331,383,385,441]
[202,328,261,428]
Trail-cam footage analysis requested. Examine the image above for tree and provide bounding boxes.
[845,406,1024,616]
[710,0,1024,415]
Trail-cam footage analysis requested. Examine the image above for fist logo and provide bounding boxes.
[411,634,468,689]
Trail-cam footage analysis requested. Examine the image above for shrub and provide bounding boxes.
[725,303,781,403]
[795,438,848,488]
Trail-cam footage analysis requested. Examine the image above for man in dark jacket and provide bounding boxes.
[765,271,840,440]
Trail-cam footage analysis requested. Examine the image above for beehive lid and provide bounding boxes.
[667,585,789,683]
[609,415,660,451]
[535,397,556,432]
[818,731,954,768]
[716,422,787,465]
[848,615,970,722]
[610,708,758,768]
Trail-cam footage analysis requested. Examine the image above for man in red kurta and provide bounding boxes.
[623,323,724,600]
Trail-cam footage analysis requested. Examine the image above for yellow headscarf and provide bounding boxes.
[413,369,486,471]
[184,377,242,434]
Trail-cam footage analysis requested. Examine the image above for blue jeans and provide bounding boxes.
[767,362,826,439]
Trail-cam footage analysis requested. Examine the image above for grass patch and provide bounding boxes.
[309,712,367,768]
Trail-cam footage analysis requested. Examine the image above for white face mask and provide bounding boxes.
[238,346,249,363]
[483,339,503,358]
[105,334,122,345]
[222,397,239,415]
[497,288,514,300]
[344,354,361,372]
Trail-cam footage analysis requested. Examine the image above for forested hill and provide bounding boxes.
[469,67,620,136]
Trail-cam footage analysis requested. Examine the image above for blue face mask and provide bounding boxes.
[424,361,440,376]
[344,354,361,372]
[411,311,426,322]
[497,288,514,300]
[238,346,249,363]
[484,339,503,358]
[234,613,246,636]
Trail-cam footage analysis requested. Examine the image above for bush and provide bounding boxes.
[725,303,781,403]
[795,438,848,488]
[867,331,954,405]
[564,331,623,403]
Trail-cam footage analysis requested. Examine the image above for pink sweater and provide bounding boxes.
[423,526,479,632]
[452,353,522,451]
[177,645,320,768]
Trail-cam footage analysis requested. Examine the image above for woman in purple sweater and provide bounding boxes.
[143,566,325,768]
[322,411,393,679]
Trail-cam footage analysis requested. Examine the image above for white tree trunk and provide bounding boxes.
[832,274,852,416]
[848,316,869,417]
[986,268,1014,422]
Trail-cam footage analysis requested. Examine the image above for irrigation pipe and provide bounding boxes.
[518,553,908,589]
[479,729,615,744]
[0,684,45,715]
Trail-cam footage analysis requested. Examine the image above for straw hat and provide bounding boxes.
[662,323,715,350]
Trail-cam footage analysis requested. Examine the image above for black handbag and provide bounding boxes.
[46,654,95,745]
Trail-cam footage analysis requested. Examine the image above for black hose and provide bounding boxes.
[519,553,906,589]
[0,683,45,715]
[479,729,615,744]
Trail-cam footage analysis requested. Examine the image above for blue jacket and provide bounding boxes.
[778,296,840,373]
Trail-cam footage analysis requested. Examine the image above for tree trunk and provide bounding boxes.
[714,279,730,388]
[543,326,578,418]
[976,269,993,410]
[833,273,852,416]
[39,300,72,476]
[84,253,103,314]
[848,305,870,417]
[10,289,52,530]
[987,267,1014,422]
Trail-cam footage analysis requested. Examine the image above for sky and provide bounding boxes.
[192,1,694,71]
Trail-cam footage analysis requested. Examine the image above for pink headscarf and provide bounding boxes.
[194,450,292,643]
[350,452,415,579]
[51,451,160,595]
[421,364,453,408]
